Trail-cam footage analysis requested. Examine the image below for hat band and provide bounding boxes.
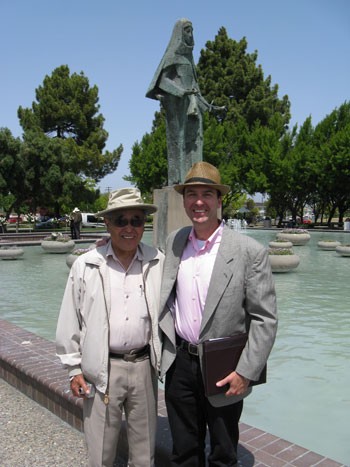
[184,177,217,185]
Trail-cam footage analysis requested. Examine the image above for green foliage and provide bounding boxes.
[197,29,290,131]
[16,65,123,215]
[197,28,290,197]
[0,128,31,217]
[0,128,22,193]
[126,112,167,193]
[312,101,350,222]
[222,193,247,218]
[281,117,316,220]
[92,193,109,213]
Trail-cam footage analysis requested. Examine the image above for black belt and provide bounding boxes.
[176,336,200,356]
[109,345,149,362]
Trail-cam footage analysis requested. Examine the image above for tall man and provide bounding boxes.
[159,162,278,466]
[56,188,164,467]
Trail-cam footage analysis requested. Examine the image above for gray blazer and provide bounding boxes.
[159,225,278,407]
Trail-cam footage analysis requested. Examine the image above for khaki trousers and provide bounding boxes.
[83,356,158,467]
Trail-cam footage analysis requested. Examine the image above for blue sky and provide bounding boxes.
[1,0,349,193]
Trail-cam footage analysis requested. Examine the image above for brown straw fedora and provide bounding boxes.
[173,162,230,195]
[96,187,157,216]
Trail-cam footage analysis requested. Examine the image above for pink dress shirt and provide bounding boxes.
[174,221,224,344]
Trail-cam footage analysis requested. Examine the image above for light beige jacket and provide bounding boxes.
[56,241,164,394]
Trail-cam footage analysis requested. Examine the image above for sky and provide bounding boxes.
[1,0,349,193]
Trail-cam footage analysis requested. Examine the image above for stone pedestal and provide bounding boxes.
[336,245,350,256]
[0,247,24,260]
[269,254,300,272]
[317,240,341,250]
[41,239,75,253]
[153,187,191,251]
[276,231,310,245]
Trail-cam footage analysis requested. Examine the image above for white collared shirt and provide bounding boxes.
[106,242,150,352]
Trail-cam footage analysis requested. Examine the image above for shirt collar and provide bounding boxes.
[106,240,144,263]
[189,220,224,251]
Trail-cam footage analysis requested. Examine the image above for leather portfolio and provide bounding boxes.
[202,333,266,397]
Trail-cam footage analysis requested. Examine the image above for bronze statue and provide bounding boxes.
[146,18,224,185]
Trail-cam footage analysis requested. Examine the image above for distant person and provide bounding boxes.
[159,162,278,466]
[69,214,75,238]
[71,207,82,239]
[146,18,224,185]
[56,188,164,466]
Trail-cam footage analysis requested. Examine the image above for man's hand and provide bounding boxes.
[216,371,250,396]
[70,374,91,398]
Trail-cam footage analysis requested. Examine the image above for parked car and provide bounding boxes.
[8,215,23,224]
[81,213,105,228]
[36,217,69,228]
[35,218,56,229]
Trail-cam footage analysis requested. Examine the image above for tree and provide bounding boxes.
[17,65,123,215]
[264,129,296,224]
[197,29,290,196]
[0,128,31,220]
[125,111,168,193]
[283,117,316,221]
[20,131,98,216]
[197,30,290,131]
[312,101,350,224]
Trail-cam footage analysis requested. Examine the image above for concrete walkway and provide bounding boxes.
[0,378,88,467]
[0,320,346,467]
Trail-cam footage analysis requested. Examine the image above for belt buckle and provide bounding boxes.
[187,343,199,356]
[123,353,137,362]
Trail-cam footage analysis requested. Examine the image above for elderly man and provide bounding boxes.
[56,188,164,467]
[159,162,278,466]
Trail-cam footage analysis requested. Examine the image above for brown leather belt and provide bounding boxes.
[109,345,149,362]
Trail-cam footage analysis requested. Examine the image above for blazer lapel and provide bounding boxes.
[199,228,239,335]
[159,227,191,319]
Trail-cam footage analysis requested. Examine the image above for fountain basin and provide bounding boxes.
[0,246,24,260]
[269,254,300,272]
[317,240,341,250]
[335,244,350,256]
[269,240,293,249]
[41,239,75,254]
[276,230,310,245]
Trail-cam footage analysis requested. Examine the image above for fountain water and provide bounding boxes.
[0,230,349,464]
[227,218,247,232]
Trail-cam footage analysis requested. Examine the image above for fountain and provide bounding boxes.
[0,230,350,464]
[227,218,247,232]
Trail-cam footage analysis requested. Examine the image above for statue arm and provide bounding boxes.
[196,93,226,113]
[158,67,196,98]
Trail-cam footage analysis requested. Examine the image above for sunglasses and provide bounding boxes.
[108,216,145,228]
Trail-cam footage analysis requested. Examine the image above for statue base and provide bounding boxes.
[152,187,191,251]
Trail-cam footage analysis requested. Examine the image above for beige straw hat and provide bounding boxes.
[96,187,157,216]
[174,162,230,195]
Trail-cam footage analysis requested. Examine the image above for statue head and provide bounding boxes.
[167,18,194,57]
[182,20,194,47]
